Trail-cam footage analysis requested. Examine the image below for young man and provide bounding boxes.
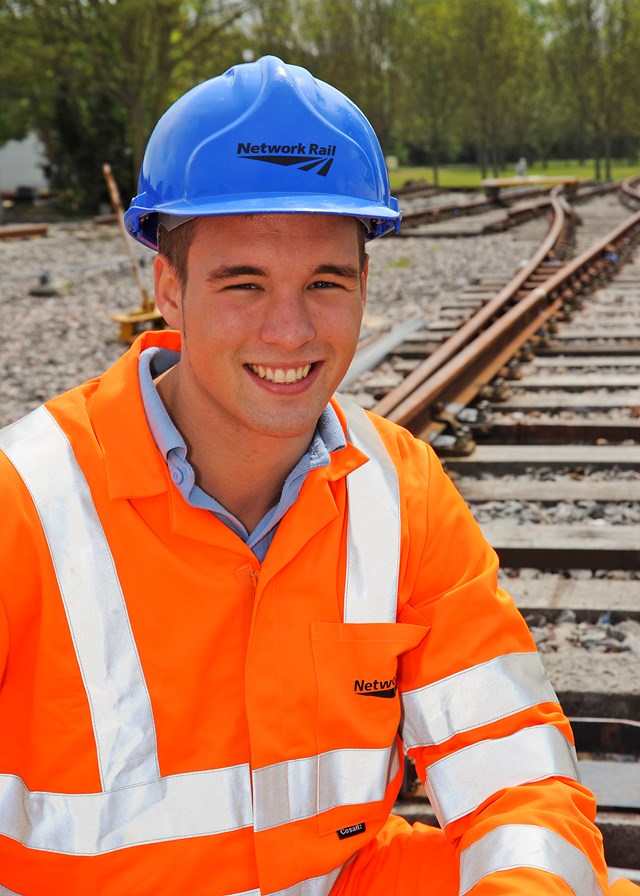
[0,55,636,896]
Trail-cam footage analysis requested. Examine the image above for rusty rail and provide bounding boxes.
[0,223,49,240]
[394,180,442,199]
[619,175,640,210]
[375,187,571,420]
[400,195,495,229]
[399,180,615,234]
[375,191,640,440]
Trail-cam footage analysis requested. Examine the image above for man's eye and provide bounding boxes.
[310,280,339,289]
[224,282,258,290]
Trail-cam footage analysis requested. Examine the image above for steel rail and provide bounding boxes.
[398,181,611,233]
[400,195,495,228]
[398,185,555,231]
[377,202,640,439]
[0,223,49,240]
[619,175,640,209]
[394,181,442,199]
[374,186,571,420]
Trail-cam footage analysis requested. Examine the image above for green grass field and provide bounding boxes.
[389,160,640,191]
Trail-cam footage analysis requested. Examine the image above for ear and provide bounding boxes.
[154,254,183,330]
[360,253,369,309]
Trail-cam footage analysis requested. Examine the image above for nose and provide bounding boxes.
[259,290,317,348]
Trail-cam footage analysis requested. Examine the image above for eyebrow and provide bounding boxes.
[206,264,267,282]
[205,262,361,283]
[314,263,361,280]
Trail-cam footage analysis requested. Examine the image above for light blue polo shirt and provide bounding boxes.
[138,346,346,561]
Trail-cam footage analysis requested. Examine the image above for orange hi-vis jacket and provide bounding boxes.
[0,331,611,895]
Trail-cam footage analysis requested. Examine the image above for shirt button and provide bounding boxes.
[170,468,184,485]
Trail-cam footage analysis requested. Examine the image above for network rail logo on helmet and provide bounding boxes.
[124,55,402,250]
[236,141,337,176]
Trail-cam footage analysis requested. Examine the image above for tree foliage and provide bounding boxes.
[395,0,462,183]
[3,0,252,209]
[3,0,640,207]
[547,0,640,178]
[292,0,401,150]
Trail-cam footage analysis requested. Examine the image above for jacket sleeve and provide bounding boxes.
[394,437,609,896]
[0,599,7,681]
[0,452,18,682]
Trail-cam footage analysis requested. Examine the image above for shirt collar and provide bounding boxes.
[138,345,347,467]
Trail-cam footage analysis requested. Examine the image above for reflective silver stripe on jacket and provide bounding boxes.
[252,745,400,832]
[0,885,22,895]
[0,766,253,855]
[425,724,579,828]
[459,824,605,896]
[401,652,559,749]
[0,406,159,791]
[338,395,400,624]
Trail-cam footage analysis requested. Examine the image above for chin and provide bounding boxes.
[252,411,320,441]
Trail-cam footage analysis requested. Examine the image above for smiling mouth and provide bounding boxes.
[247,363,314,384]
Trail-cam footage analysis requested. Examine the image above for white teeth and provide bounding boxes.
[249,364,312,383]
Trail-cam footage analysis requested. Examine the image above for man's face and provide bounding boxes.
[154,213,367,446]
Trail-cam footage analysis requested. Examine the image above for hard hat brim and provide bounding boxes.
[125,192,401,250]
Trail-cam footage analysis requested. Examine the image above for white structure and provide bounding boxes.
[0,133,49,192]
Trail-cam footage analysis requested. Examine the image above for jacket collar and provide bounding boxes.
[94,330,181,500]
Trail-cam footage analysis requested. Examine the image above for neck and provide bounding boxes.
[156,366,315,532]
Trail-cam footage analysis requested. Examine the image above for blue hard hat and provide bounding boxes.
[124,55,401,249]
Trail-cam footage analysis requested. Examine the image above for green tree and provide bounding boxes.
[547,0,636,180]
[286,0,401,152]
[622,0,640,162]
[249,0,296,57]
[500,3,548,163]
[396,0,462,184]
[0,4,38,149]
[450,0,544,178]
[2,0,253,210]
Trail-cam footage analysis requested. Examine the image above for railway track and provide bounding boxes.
[340,184,640,871]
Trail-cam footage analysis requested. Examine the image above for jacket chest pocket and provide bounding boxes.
[310,621,428,835]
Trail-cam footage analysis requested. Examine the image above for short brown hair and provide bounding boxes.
[156,217,201,292]
[156,215,367,292]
